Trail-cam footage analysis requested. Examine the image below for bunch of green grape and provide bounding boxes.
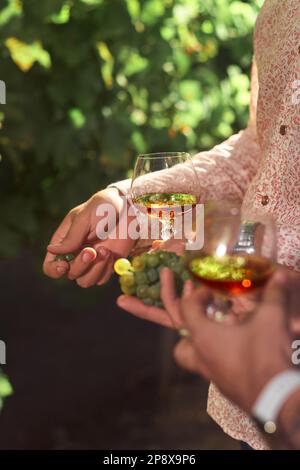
[114,250,191,308]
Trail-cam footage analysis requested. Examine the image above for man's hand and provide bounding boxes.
[174,270,300,413]
[43,188,136,287]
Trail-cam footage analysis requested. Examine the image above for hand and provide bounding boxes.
[43,188,136,287]
[117,267,194,329]
[174,270,300,413]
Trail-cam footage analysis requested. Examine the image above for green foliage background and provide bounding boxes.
[0,0,263,257]
[0,369,12,411]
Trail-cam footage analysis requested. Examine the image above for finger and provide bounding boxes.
[67,247,98,280]
[182,280,195,298]
[160,268,178,311]
[47,210,89,254]
[175,339,213,380]
[43,212,75,278]
[258,270,290,329]
[154,239,185,256]
[151,240,163,250]
[48,211,74,246]
[96,254,115,286]
[181,287,216,333]
[262,270,289,307]
[117,295,174,329]
[285,271,300,335]
[76,249,112,288]
[174,339,211,379]
[160,268,183,328]
[43,254,70,279]
[181,287,228,357]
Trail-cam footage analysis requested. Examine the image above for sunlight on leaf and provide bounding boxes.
[5,37,51,72]
[80,0,103,5]
[49,2,71,24]
[0,0,22,26]
[123,51,148,77]
[126,0,140,21]
[0,373,12,398]
[97,41,114,88]
[68,108,86,128]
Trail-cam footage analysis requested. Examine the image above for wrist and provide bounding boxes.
[251,369,300,436]
[278,386,300,425]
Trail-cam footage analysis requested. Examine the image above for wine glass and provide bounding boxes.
[185,200,277,321]
[131,152,200,241]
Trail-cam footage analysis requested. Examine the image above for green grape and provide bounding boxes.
[120,273,135,288]
[136,284,149,299]
[166,257,179,269]
[55,254,66,262]
[132,256,146,272]
[114,258,132,275]
[143,298,154,306]
[170,259,185,275]
[147,268,159,283]
[140,253,148,263]
[116,250,195,304]
[159,251,175,264]
[135,271,148,285]
[55,253,75,262]
[148,283,161,301]
[120,284,136,295]
[146,253,160,268]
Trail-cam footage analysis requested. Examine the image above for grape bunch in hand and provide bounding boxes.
[114,250,191,308]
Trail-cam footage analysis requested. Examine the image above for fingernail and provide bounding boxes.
[82,252,94,263]
[185,280,194,291]
[161,267,170,275]
[56,266,67,274]
[117,295,126,306]
[99,247,108,258]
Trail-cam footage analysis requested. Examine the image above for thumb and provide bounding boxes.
[48,212,89,254]
[174,339,212,379]
[262,270,289,304]
[258,270,289,327]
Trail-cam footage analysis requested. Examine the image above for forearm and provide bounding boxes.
[109,127,260,202]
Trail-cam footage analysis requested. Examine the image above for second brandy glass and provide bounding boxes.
[131,152,200,241]
[185,200,277,321]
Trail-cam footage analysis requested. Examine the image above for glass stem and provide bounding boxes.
[161,218,175,240]
[206,295,232,322]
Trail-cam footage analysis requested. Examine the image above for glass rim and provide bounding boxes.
[137,151,191,160]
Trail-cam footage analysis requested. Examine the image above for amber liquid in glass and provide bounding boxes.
[188,254,274,296]
[133,192,197,219]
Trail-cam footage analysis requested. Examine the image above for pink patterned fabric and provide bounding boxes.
[110,0,300,449]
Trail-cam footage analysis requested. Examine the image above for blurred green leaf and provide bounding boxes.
[0,371,12,413]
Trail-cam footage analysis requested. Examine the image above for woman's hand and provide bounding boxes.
[43,188,136,287]
[117,267,194,329]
